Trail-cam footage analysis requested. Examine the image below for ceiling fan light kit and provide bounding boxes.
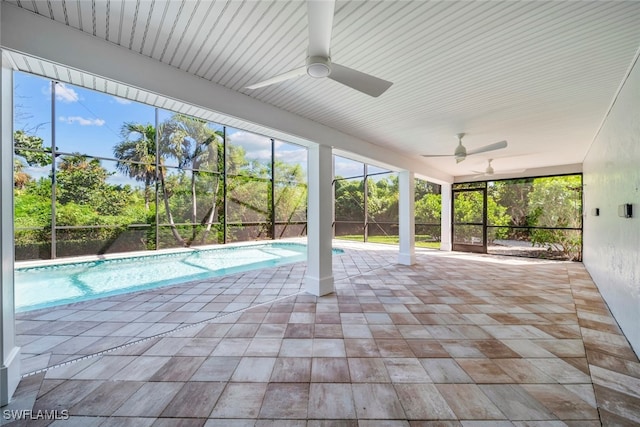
[306,56,331,78]
[246,0,393,97]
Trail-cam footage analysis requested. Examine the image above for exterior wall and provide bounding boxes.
[582,54,640,355]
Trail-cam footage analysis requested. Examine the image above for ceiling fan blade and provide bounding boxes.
[467,140,507,156]
[421,154,453,158]
[307,0,335,57]
[498,168,527,174]
[329,63,393,97]
[245,67,307,90]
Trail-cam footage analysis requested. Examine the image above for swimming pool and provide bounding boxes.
[15,242,342,312]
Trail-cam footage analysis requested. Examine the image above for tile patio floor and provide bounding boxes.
[5,241,640,426]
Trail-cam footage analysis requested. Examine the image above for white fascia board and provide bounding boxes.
[0,2,452,184]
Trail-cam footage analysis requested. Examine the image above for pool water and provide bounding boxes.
[16,242,341,312]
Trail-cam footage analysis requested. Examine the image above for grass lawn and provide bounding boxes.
[336,235,441,249]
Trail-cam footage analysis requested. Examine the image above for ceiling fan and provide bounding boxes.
[422,133,508,163]
[471,159,526,177]
[245,0,393,97]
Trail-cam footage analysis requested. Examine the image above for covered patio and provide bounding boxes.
[6,242,640,425]
[2,0,640,422]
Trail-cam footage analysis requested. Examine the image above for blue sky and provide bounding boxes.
[14,71,308,184]
[15,72,153,159]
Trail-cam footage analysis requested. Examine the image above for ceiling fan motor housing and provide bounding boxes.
[306,56,332,78]
[454,144,467,160]
[486,159,494,175]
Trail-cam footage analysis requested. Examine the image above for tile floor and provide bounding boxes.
[5,241,640,426]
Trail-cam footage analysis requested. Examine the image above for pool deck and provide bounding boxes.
[7,241,640,425]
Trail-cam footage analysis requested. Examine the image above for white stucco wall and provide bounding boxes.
[582,54,640,355]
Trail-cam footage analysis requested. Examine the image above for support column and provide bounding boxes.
[0,50,21,406]
[306,144,334,296]
[398,170,415,265]
[440,183,452,251]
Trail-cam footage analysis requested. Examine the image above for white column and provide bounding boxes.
[331,156,336,238]
[0,50,21,406]
[398,170,415,265]
[306,144,334,296]
[440,182,452,251]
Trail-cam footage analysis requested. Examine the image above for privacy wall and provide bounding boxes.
[583,55,640,355]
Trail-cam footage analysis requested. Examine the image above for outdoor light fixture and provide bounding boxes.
[592,208,600,216]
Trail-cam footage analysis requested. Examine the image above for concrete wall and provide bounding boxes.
[583,54,640,355]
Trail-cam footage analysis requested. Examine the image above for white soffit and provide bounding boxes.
[3,0,640,178]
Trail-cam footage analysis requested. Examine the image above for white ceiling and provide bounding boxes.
[4,0,640,178]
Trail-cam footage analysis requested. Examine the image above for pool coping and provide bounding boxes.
[14,237,311,268]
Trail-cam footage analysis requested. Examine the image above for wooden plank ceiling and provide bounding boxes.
[5,0,640,177]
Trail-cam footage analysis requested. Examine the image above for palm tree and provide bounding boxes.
[114,123,156,210]
[160,115,224,244]
[114,122,187,247]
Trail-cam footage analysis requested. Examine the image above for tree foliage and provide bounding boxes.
[13,114,309,258]
[13,117,581,261]
[335,178,364,222]
[415,194,441,223]
[13,130,53,189]
[488,175,582,260]
[452,190,510,242]
[527,175,582,260]
[14,130,53,167]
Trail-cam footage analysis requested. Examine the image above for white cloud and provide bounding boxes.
[228,131,273,161]
[42,83,80,102]
[112,96,132,105]
[229,132,306,159]
[59,116,105,126]
[54,83,80,103]
[275,149,306,164]
[334,157,365,178]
